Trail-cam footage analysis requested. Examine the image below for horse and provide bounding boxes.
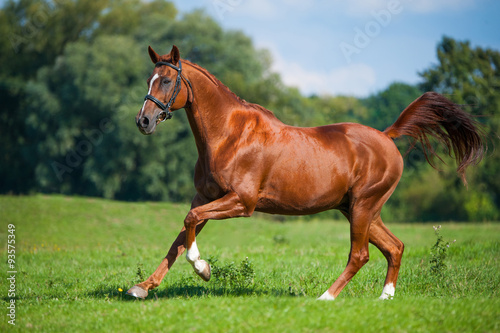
[128,45,485,300]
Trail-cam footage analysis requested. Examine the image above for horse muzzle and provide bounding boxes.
[136,113,157,135]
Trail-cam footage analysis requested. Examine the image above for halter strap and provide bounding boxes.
[144,60,192,122]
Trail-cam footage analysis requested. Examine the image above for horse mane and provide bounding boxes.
[180,58,277,118]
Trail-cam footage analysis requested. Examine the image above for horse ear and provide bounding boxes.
[148,46,160,64]
[170,45,180,65]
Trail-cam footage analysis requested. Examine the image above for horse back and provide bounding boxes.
[252,122,403,215]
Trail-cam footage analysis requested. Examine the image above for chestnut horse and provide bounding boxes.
[129,45,485,300]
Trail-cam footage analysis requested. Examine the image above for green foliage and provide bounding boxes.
[429,225,455,275]
[1,195,499,332]
[420,36,500,216]
[135,263,145,283]
[376,38,500,222]
[362,82,423,131]
[0,1,498,221]
[208,256,255,291]
[464,189,500,221]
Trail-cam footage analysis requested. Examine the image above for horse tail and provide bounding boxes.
[384,92,486,185]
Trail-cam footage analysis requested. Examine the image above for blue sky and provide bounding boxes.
[170,0,500,97]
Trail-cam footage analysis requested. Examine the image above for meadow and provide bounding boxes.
[0,195,499,332]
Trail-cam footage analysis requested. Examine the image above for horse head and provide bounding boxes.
[135,45,192,135]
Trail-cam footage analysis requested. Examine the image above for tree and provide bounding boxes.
[0,0,110,194]
[0,1,286,202]
[362,82,423,131]
[1,2,497,222]
[420,36,500,220]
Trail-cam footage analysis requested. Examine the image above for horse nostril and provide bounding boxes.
[140,117,150,128]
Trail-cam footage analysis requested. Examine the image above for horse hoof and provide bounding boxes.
[126,285,148,299]
[195,260,211,282]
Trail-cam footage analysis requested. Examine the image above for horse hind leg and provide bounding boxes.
[317,175,403,301]
[369,216,404,300]
[318,204,373,300]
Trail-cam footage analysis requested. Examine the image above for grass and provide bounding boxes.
[0,194,499,332]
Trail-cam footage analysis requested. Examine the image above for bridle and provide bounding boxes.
[144,60,192,122]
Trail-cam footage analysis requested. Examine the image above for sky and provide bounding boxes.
[169,0,500,97]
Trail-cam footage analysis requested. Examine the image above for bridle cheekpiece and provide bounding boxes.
[144,60,191,122]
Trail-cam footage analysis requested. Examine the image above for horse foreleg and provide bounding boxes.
[185,223,211,281]
[126,221,208,299]
[185,191,252,281]
[127,195,209,299]
[369,216,404,300]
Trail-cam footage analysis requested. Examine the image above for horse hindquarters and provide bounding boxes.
[319,128,404,300]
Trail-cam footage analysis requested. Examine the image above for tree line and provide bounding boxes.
[1,0,498,221]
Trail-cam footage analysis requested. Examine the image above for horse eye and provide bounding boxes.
[161,77,171,85]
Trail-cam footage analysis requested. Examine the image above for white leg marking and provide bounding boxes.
[186,240,200,263]
[139,73,160,117]
[186,240,208,274]
[317,290,335,301]
[379,283,395,300]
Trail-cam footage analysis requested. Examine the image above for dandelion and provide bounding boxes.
[118,288,123,292]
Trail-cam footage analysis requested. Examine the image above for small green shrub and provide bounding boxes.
[429,225,456,275]
[135,263,145,283]
[208,256,255,290]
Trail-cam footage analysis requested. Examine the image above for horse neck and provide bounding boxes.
[183,63,248,155]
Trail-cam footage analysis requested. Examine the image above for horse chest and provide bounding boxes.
[199,179,223,200]
[194,165,225,200]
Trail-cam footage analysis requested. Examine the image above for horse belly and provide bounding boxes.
[256,158,350,215]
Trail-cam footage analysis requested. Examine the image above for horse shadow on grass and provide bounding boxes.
[87,283,291,301]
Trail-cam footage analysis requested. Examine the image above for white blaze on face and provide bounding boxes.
[139,73,160,118]
[379,283,395,300]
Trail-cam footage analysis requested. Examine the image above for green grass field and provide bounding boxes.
[1,195,499,332]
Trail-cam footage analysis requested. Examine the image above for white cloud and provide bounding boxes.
[406,0,476,13]
[270,49,377,96]
[209,0,278,21]
[343,0,389,17]
[195,0,478,22]
[281,0,317,10]
[234,0,279,19]
[329,0,476,17]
